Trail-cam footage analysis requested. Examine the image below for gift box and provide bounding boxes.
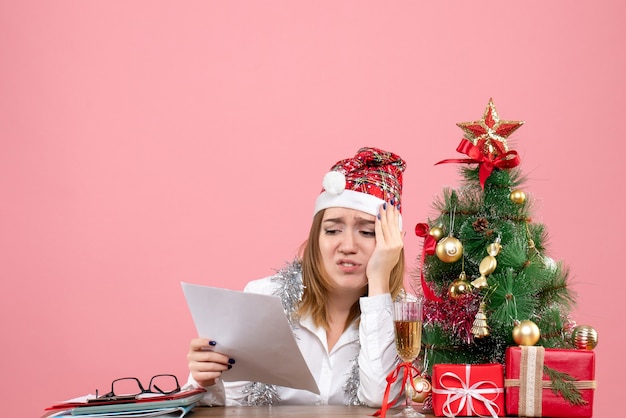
[432,363,504,417]
[505,346,596,417]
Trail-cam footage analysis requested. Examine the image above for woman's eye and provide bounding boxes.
[360,230,376,237]
[324,229,340,235]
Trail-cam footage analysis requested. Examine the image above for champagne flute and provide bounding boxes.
[393,299,424,418]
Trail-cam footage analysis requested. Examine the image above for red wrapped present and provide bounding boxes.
[432,363,504,417]
[505,346,596,417]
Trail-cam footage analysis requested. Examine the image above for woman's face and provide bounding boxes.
[318,207,377,293]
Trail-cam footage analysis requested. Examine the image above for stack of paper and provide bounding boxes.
[44,389,205,418]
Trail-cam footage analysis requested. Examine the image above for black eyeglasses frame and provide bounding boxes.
[91,373,181,403]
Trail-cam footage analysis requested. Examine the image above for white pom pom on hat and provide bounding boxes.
[322,171,346,195]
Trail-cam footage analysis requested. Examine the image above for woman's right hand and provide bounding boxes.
[187,338,235,387]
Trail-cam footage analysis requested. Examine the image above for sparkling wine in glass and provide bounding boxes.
[393,299,424,418]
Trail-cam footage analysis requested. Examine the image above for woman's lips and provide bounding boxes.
[337,260,360,273]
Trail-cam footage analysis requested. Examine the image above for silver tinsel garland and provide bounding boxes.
[242,259,362,406]
[241,382,281,406]
[270,259,305,330]
[342,348,364,406]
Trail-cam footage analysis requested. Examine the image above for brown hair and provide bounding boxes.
[298,210,406,331]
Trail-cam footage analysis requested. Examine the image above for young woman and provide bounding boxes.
[186,147,407,407]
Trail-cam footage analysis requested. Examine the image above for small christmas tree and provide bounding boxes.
[413,99,578,373]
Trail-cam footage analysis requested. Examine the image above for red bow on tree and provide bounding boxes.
[435,138,521,189]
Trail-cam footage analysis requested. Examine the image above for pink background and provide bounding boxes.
[1,2,623,416]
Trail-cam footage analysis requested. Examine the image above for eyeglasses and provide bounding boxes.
[93,374,181,402]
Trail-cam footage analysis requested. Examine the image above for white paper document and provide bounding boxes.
[181,282,320,394]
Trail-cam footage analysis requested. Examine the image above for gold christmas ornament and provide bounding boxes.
[449,272,472,299]
[471,276,488,289]
[479,255,497,275]
[524,222,542,260]
[472,238,501,289]
[572,325,598,350]
[429,226,444,242]
[471,255,497,289]
[436,236,463,263]
[471,302,490,338]
[487,241,502,257]
[408,376,432,403]
[512,320,541,346]
[510,189,526,204]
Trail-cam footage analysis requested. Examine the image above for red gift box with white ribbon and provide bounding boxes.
[432,363,505,417]
[504,346,596,417]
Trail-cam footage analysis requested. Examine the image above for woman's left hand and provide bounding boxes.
[366,201,404,295]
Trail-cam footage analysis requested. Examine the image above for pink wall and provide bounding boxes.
[1,2,623,416]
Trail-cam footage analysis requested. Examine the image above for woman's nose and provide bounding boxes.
[339,232,357,253]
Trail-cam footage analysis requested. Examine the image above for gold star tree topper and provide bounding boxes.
[456,98,524,158]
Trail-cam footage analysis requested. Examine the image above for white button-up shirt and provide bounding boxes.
[187,275,402,407]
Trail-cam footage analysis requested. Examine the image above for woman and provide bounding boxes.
[186,147,407,407]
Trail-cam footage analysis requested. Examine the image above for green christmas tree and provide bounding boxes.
[413,99,577,373]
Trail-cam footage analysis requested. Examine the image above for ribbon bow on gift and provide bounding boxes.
[436,138,521,189]
[432,364,503,418]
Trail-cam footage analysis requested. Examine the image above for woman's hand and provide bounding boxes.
[187,338,235,387]
[366,201,404,296]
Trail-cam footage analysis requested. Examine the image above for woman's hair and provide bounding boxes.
[298,209,406,331]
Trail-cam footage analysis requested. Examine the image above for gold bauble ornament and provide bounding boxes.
[435,236,463,263]
[449,272,472,299]
[429,226,444,242]
[408,376,432,403]
[572,325,598,350]
[512,320,541,346]
[510,189,526,204]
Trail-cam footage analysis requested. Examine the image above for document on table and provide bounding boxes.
[181,282,320,394]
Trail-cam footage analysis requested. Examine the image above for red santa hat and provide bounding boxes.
[314,147,405,221]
